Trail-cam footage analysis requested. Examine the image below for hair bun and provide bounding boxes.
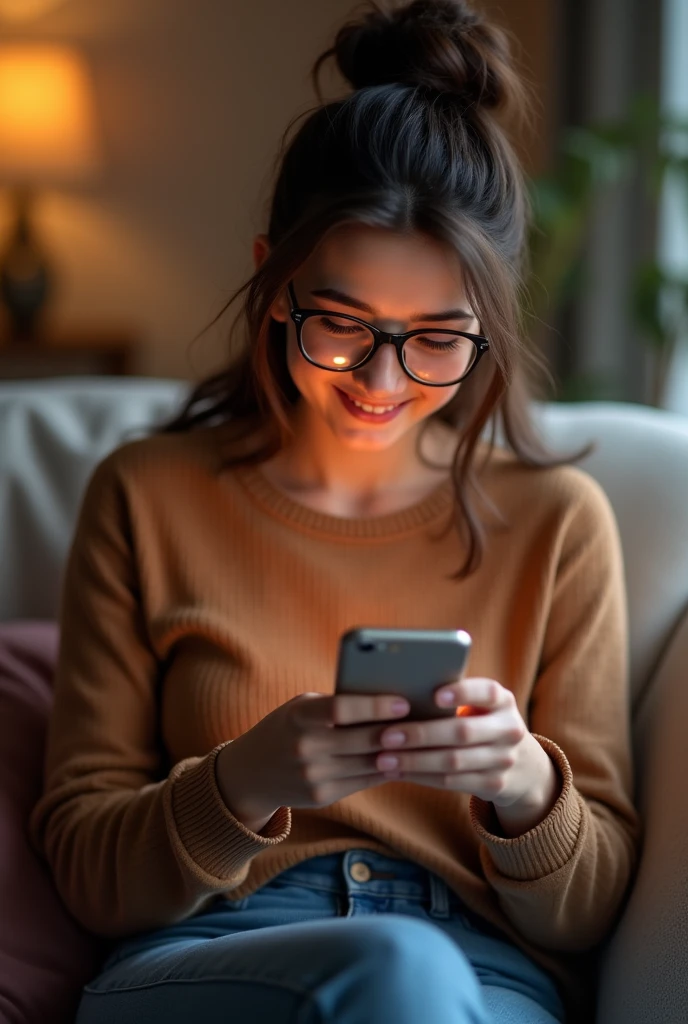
[323,0,522,114]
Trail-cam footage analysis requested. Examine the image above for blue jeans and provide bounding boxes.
[76,849,567,1023]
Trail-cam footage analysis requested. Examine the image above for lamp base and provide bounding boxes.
[0,188,52,342]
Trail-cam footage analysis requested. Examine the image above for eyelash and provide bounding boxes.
[420,338,463,352]
[321,318,360,336]
[320,317,464,351]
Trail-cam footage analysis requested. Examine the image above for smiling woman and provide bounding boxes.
[153,10,575,575]
[28,4,640,1024]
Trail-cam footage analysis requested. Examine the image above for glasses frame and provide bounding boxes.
[287,281,489,388]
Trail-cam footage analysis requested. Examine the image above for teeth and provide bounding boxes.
[350,397,397,414]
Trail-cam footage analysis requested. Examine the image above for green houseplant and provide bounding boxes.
[526,96,688,408]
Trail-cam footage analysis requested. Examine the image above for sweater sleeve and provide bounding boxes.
[28,449,291,939]
[468,469,642,952]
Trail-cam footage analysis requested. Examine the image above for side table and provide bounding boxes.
[0,329,137,378]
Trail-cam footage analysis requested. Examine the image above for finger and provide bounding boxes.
[302,752,390,783]
[379,708,515,751]
[381,770,505,797]
[434,677,510,712]
[295,722,408,762]
[326,692,411,727]
[376,743,512,776]
[313,721,403,757]
[289,693,410,730]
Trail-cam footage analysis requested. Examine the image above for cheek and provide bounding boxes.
[285,332,302,387]
[418,383,461,418]
[286,331,330,399]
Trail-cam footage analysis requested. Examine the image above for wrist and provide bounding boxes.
[215,743,279,833]
[493,740,562,838]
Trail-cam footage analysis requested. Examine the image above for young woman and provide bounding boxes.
[29,2,641,1022]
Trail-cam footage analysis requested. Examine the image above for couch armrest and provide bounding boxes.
[596,606,688,1024]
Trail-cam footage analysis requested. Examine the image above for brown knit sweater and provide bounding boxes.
[28,422,641,1022]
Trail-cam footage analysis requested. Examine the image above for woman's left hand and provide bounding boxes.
[375,676,560,813]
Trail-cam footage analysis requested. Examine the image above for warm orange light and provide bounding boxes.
[0,44,100,181]
[333,355,349,366]
[0,0,67,19]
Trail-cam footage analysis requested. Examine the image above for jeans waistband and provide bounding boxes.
[273,849,463,920]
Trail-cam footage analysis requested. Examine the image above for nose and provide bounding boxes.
[351,341,407,398]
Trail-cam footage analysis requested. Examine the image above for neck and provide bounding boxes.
[264,400,453,503]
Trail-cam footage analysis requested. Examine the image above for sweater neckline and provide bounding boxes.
[233,462,455,539]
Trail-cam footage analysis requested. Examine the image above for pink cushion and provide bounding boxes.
[0,622,111,1024]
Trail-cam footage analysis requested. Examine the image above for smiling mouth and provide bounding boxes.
[349,397,398,413]
[334,386,409,422]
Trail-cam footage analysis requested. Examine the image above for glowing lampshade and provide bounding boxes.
[0,1,67,19]
[0,44,100,182]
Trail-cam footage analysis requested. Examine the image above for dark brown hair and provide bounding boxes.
[153,0,587,577]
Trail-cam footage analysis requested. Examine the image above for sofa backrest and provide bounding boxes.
[2,377,687,715]
[0,377,187,623]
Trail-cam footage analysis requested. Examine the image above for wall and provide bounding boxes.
[481,0,559,176]
[0,0,559,380]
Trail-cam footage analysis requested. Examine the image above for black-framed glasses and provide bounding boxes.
[287,280,489,387]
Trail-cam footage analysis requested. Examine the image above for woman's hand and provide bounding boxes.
[374,677,562,834]
[215,690,414,832]
[215,678,561,838]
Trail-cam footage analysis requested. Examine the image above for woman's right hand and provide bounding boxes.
[214,691,411,832]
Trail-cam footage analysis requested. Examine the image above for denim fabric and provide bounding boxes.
[76,849,566,1024]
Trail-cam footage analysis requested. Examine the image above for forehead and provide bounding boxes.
[304,224,469,305]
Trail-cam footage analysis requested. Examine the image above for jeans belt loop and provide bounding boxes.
[428,871,450,919]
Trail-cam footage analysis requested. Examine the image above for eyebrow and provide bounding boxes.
[309,287,474,323]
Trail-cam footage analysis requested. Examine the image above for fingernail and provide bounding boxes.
[438,689,456,706]
[378,755,399,770]
[391,700,409,715]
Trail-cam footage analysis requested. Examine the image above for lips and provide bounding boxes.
[335,386,409,424]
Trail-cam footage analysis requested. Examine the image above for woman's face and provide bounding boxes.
[256,223,481,454]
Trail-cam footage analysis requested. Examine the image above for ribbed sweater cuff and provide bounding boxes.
[468,733,582,881]
[165,741,292,885]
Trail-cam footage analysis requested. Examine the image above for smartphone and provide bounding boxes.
[335,627,472,721]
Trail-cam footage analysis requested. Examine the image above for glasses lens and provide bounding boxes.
[403,333,477,384]
[301,315,375,369]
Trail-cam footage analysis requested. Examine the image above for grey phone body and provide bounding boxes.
[335,627,472,721]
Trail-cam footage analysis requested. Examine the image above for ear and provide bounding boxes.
[253,234,288,323]
[252,233,270,271]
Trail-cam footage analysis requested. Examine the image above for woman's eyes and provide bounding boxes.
[320,317,362,336]
[416,337,463,351]
[319,316,465,350]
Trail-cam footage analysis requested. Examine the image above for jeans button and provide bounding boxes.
[350,861,372,882]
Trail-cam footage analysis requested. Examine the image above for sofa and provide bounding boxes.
[0,376,687,1024]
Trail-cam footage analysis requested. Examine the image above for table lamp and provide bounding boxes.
[0,44,100,341]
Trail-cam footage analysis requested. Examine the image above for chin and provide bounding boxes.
[334,426,405,452]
